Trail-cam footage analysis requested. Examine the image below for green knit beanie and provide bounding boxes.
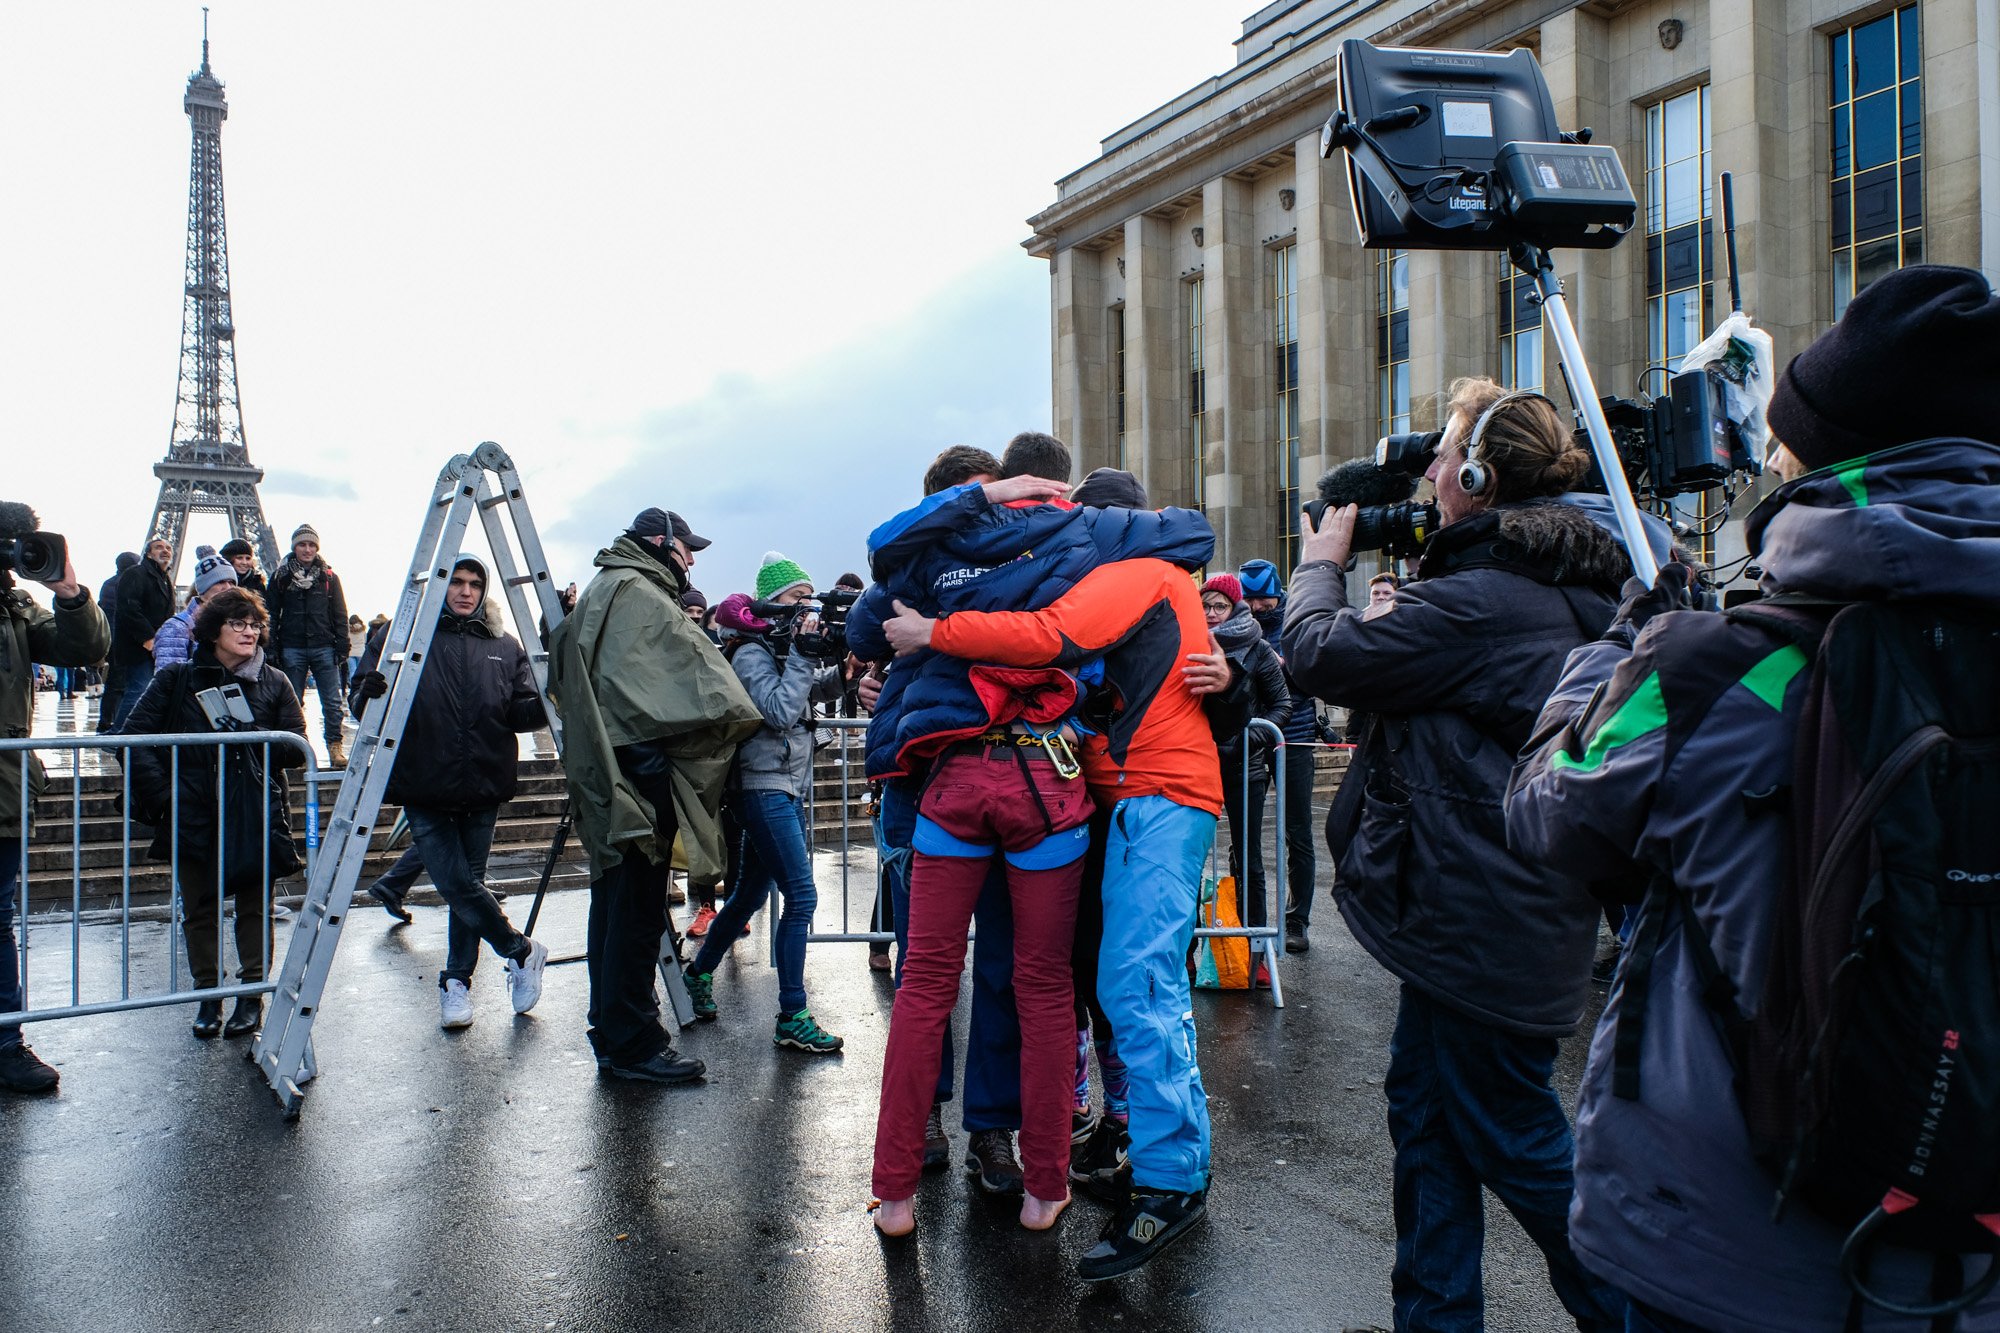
[754,551,812,601]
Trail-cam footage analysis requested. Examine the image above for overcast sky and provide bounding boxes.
[1,1,1238,620]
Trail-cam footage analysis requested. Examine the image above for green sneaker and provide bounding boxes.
[774,1007,843,1054]
[683,968,717,1021]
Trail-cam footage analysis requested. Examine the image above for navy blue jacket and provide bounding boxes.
[848,486,1213,781]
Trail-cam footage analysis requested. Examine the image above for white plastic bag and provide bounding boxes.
[1677,311,1777,464]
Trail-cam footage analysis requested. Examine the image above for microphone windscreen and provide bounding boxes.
[1316,460,1418,509]
[0,502,38,541]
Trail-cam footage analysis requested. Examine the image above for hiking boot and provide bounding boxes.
[686,904,718,938]
[439,979,473,1030]
[923,1103,950,1171]
[0,1041,59,1094]
[684,968,717,1021]
[325,739,347,768]
[774,1008,843,1054]
[602,1047,705,1084]
[369,882,413,924]
[505,938,548,1014]
[1071,1108,1095,1152]
[868,947,893,973]
[191,999,224,1039]
[966,1128,1025,1195]
[1076,1186,1207,1281]
[1285,920,1310,953]
[1070,1115,1131,1192]
[222,997,263,1038]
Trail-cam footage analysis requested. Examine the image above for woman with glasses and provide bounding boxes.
[125,587,307,1039]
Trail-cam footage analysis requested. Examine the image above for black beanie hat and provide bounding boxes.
[1071,467,1149,510]
[1767,265,2000,472]
[220,538,254,560]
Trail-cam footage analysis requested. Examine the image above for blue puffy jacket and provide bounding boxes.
[847,485,1214,781]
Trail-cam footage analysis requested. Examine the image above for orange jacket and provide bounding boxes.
[928,558,1222,815]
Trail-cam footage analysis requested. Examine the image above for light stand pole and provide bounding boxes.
[1514,242,1661,585]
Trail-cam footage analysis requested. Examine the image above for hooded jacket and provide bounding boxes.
[112,556,174,668]
[1,583,108,834]
[1284,499,1626,1035]
[1209,601,1290,765]
[547,536,762,881]
[351,586,545,811]
[267,555,349,654]
[726,634,845,799]
[1238,560,1318,745]
[1505,439,2000,1331]
[848,484,1213,781]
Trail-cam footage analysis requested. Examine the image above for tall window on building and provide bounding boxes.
[1376,249,1410,436]
[1111,303,1128,471]
[1187,275,1206,508]
[1644,85,1712,369]
[1831,5,1922,318]
[1497,258,1542,391]
[1272,243,1300,571]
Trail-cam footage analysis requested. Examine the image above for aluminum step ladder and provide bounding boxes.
[249,442,695,1117]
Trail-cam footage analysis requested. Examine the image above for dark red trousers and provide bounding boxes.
[871,747,1090,1202]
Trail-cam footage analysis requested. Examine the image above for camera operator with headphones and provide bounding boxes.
[0,503,108,1094]
[1284,380,1631,1331]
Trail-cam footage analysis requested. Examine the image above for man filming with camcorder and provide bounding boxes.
[1284,380,1631,1331]
[0,504,106,1094]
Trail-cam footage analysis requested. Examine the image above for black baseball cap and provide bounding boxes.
[629,506,711,551]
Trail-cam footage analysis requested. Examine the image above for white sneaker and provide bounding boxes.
[439,979,474,1029]
[505,938,548,1015]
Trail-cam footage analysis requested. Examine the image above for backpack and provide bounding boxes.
[1617,598,2000,1326]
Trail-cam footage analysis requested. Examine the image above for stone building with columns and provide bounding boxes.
[1025,0,2000,575]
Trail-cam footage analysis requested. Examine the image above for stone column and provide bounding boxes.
[1200,177,1270,566]
[1295,132,1371,482]
[1542,8,1643,409]
[1050,247,1110,474]
[1124,213,1180,501]
[1922,0,2000,280]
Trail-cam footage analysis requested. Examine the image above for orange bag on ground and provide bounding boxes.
[1193,873,1251,990]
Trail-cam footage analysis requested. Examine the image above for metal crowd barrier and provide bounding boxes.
[3,731,319,1027]
[800,716,888,945]
[1197,716,1288,1008]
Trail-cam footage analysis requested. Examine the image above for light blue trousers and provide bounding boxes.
[1096,794,1217,1194]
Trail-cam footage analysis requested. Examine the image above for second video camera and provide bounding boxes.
[748,586,858,661]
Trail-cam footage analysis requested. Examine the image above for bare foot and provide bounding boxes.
[1020,1192,1070,1231]
[873,1197,915,1237]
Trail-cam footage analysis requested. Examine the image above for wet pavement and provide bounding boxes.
[0,830,1606,1333]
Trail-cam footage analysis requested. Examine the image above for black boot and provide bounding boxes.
[191,999,224,1039]
[0,1041,60,1094]
[223,997,264,1038]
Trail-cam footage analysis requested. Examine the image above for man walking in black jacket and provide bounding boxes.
[107,538,174,732]
[350,555,548,1029]
[269,524,350,767]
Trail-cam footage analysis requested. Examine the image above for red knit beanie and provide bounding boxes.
[1202,574,1244,604]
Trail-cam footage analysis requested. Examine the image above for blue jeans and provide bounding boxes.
[876,780,1021,1130]
[372,843,427,896]
[1386,985,1626,1332]
[691,789,817,1016]
[280,646,345,740]
[108,661,155,731]
[1,839,22,1049]
[404,805,523,986]
[1097,795,1215,1194]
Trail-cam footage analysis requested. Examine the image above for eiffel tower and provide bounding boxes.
[144,18,278,585]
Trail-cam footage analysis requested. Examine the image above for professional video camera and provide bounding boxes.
[0,502,68,584]
[747,586,858,661]
[1303,453,1439,559]
[1319,39,1767,582]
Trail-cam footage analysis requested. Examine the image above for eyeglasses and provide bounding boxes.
[222,618,264,633]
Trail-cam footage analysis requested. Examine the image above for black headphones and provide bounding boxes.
[1458,391,1558,497]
